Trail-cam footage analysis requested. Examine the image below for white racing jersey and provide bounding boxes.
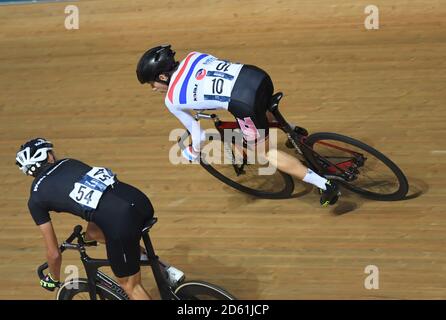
[165,52,244,151]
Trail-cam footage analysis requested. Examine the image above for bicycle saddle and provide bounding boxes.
[142,217,158,234]
[269,92,283,112]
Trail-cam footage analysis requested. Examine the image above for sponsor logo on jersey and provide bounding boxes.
[193,84,198,101]
[202,56,217,65]
[195,68,207,80]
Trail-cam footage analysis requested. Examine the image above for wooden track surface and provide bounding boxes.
[0,0,445,299]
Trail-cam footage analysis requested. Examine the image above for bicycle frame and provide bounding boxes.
[38,221,180,300]
[193,94,366,182]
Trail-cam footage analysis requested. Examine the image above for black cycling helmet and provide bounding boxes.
[15,138,54,177]
[136,44,178,84]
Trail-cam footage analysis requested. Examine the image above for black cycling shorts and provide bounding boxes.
[229,65,274,142]
[92,181,154,278]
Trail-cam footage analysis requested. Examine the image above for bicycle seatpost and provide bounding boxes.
[271,107,294,134]
[141,232,173,299]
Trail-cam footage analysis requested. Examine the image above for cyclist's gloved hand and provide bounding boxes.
[40,273,61,292]
[182,145,199,162]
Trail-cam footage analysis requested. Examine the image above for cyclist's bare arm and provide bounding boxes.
[38,221,62,280]
[169,104,225,151]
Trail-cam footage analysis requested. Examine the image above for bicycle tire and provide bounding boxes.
[56,278,127,300]
[304,132,409,201]
[174,280,236,300]
[200,138,295,199]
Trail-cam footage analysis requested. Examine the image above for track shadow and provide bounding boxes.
[328,187,364,215]
[294,182,364,215]
[331,200,360,216]
[289,179,314,199]
[157,244,259,299]
[217,178,364,216]
[329,176,428,215]
[402,177,429,200]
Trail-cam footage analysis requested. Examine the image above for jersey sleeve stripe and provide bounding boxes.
[167,52,196,104]
[179,53,209,104]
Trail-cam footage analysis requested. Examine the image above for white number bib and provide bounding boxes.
[69,167,115,211]
[202,61,242,103]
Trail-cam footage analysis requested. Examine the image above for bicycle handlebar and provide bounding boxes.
[194,112,217,121]
[36,225,84,280]
[37,263,48,280]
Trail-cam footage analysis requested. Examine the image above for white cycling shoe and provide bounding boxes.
[140,252,185,287]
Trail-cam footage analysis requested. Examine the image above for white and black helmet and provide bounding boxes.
[16,138,53,176]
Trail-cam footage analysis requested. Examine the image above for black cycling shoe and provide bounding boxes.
[319,180,341,207]
[286,126,309,148]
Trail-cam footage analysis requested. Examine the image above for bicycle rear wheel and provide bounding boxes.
[304,132,408,201]
[175,281,236,300]
[199,130,294,199]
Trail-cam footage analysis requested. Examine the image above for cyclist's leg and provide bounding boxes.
[93,189,153,299]
[229,66,339,204]
[229,65,271,145]
[85,220,150,259]
[100,215,152,300]
[116,270,151,300]
[85,222,105,243]
[264,133,339,206]
[262,127,333,193]
[265,144,308,178]
[228,66,306,177]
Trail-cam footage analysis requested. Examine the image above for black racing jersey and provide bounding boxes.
[27,158,112,225]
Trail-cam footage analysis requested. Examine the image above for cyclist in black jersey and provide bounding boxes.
[16,138,155,299]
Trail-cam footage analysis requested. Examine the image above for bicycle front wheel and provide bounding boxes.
[304,132,409,201]
[175,280,236,300]
[200,132,294,199]
[56,278,127,300]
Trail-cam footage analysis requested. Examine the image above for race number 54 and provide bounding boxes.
[73,184,94,205]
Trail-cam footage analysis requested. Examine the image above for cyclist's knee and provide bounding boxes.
[86,222,104,241]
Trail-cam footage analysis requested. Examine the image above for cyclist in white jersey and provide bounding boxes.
[137,45,340,206]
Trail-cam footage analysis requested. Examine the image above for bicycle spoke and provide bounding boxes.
[200,130,294,199]
[306,134,407,199]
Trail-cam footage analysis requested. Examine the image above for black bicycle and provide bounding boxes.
[37,218,236,300]
[179,92,409,200]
